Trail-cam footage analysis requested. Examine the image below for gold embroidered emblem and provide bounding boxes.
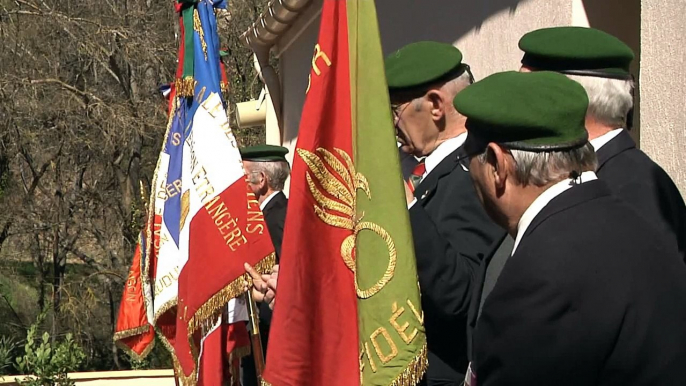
[298,147,396,299]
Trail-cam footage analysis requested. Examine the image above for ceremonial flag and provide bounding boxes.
[263,1,427,385]
[113,230,156,360]
[115,1,274,383]
[168,1,275,384]
[112,81,177,361]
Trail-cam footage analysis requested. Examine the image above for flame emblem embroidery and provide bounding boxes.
[298,147,396,299]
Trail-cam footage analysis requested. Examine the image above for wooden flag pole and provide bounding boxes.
[246,290,265,380]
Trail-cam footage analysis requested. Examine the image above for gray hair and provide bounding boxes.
[412,70,473,112]
[247,161,290,191]
[567,75,634,128]
[477,142,598,187]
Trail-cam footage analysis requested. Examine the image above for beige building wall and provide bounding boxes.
[640,0,686,195]
[272,0,685,194]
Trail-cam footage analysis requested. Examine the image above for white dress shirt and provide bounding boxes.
[589,128,623,151]
[511,171,598,255]
[423,133,468,179]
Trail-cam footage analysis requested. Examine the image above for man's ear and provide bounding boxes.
[258,171,268,190]
[425,89,446,122]
[487,143,510,190]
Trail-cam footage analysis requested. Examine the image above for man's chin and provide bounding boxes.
[400,144,414,155]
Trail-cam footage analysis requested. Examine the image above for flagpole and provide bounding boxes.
[246,290,265,380]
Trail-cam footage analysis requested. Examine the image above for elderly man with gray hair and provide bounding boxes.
[456,70,686,386]
[241,144,290,260]
[239,144,290,386]
[518,26,686,263]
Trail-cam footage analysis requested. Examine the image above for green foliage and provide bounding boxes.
[14,313,86,386]
[0,335,17,375]
[129,356,150,371]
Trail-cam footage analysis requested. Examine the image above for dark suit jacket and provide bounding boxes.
[596,130,686,262]
[259,190,288,330]
[410,146,506,385]
[473,180,686,385]
[263,191,288,261]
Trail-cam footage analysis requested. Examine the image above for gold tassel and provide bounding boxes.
[388,342,429,386]
[261,379,273,386]
[229,344,252,361]
[175,77,197,97]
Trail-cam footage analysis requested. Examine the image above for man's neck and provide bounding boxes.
[505,182,558,237]
[431,119,467,154]
[586,117,620,140]
[257,188,277,206]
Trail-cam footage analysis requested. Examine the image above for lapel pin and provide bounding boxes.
[421,190,430,200]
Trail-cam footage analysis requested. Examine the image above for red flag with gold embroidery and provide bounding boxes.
[170,1,274,384]
[263,1,427,385]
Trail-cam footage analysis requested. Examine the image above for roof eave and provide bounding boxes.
[241,0,312,49]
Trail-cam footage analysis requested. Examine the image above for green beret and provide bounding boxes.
[240,145,289,162]
[519,27,634,79]
[385,41,469,93]
[453,71,588,151]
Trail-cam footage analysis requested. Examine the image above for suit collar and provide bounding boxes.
[596,130,636,171]
[262,191,286,213]
[424,133,467,177]
[512,172,598,255]
[413,146,465,201]
[522,180,613,240]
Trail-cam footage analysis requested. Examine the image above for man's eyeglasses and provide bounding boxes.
[456,150,484,171]
[390,102,410,121]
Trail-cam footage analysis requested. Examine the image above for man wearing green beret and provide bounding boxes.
[454,70,686,385]
[385,41,508,385]
[239,144,290,386]
[519,26,686,263]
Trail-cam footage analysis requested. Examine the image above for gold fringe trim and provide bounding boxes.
[153,298,178,325]
[155,327,195,386]
[159,252,276,385]
[143,96,178,299]
[154,326,176,357]
[193,9,208,61]
[388,342,428,386]
[173,355,198,386]
[114,338,155,362]
[253,252,277,276]
[113,325,150,342]
[175,77,197,97]
[258,342,427,386]
[178,252,276,384]
[187,252,276,334]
